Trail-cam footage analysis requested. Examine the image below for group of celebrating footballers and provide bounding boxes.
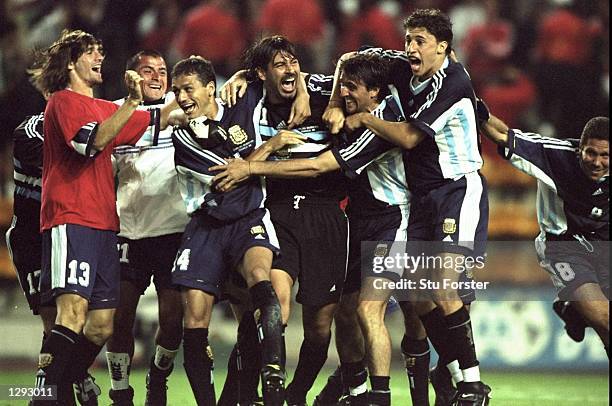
[5,6,608,406]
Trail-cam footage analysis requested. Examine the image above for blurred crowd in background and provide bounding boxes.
[0,0,609,221]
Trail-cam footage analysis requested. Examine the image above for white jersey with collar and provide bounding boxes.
[113,92,189,239]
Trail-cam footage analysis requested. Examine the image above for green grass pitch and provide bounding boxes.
[0,367,607,405]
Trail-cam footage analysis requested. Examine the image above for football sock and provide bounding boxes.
[219,310,261,405]
[286,336,330,402]
[250,281,283,367]
[217,345,240,406]
[106,352,131,390]
[32,325,78,405]
[420,308,458,367]
[401,336,430,406]
[316,365,344,402]
[342,360,368,396]
[69,335,103,382]
[183,328,216,405]
[369,376,391,406]
[444,307,480,382]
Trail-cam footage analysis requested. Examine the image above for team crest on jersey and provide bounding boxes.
[228,125,248,145]
[250,225,266,239]
[38,353,53,369]
[374,243,388,257]
[443,218,457,234]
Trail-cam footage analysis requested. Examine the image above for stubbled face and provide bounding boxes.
[405,26,446,79]
[579,138,609,181]
[172,73,214,120]
[71,43,104,87]
[339,72,379,115]
[135,55,167,102]
[259,51,300,104]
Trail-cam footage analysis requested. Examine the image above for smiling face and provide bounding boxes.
[579,138,609,181]
[134,55,168,102]
[258,51,300,104]
[69,43,104,89]
[404,26,447,79]
[172,73,215,120]
[339,72,379,115]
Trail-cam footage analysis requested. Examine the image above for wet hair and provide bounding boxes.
[125,49,165,71]
[171,56,216,87]
[339,54,390,102]
[242,35,298,81]
[29,29,103,95]
[403,9,453,55]
[580,117,609,146]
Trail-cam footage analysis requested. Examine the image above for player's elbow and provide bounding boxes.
[311,159,339,177]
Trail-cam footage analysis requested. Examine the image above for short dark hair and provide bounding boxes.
[242,35,298,81]
[403,9,453,55]
[171,56,216,87]
[29,29,103,94]
[580,117,609,146]
[126,49,165,71]
[339,54,389,101]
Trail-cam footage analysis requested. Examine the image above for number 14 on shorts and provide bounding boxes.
[172,249,191,272]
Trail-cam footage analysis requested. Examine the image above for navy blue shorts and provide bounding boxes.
[345,205,409,294]
[117,233,182,295]
[5,218,43,314]
[407,172,488,303]
[171,208,279,298]
[40,224,120,309]
[267,196,349,307]
[536,236,610,300]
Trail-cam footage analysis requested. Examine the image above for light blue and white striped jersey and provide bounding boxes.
[332,96,410,216]
[361,48,483,195]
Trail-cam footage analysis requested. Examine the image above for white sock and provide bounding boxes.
[154,345,179,371]
[462,365,481,383]
[106,352,130,390]
[349,382,368,396]
[446,360,463,385]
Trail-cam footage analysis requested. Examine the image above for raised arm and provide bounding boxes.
[93,70,143,151]
[323,52,356,134]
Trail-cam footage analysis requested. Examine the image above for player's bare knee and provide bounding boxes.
[56,305,87,332]
[244,266,270,287]
[334,306,358,331]
[183,311,210,329]
[304,310,335,343]
[433,296,462,315]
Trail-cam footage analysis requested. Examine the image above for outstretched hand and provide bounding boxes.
[219,70,248,107]
[266,130,307,152]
